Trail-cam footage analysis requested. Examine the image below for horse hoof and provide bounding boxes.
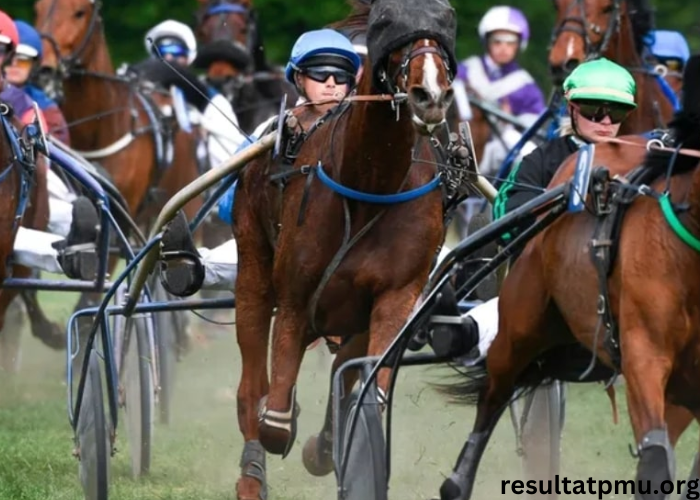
[259,422,294,456]
[302,434,334,477]
[236,476,266,500]
[38,322,66,351]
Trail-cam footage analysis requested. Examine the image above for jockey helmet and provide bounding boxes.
[563,58,637,109]
[285,28,361,84]
[648,30,690,64]
[144,20,197,65]
[15,20,43,59]
[0,10,19,51]
[478,6,530,51]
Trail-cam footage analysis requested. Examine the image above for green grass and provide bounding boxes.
[0,288,698,500]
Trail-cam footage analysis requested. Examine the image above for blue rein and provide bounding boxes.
[314,161,441,204]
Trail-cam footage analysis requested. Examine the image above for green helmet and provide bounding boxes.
[563,58,637,109]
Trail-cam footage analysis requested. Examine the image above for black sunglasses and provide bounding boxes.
[303,68,354,85]
[572,101,632,124]
[658,57,684,73]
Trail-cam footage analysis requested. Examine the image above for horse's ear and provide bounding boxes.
[681,54,700,114]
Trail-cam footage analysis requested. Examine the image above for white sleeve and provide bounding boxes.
[201,93,248,157]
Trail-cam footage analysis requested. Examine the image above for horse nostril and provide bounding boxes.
[409,86,431,107]
[564,59,580,73]
[442,87,454,107]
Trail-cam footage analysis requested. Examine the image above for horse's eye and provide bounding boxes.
[602,4,614,14]
[74,9,86,18]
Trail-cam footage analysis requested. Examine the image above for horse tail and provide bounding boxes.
[429,363,490,405]
[430,360,550,406]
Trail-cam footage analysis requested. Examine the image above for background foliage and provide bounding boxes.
[5,0,700,95]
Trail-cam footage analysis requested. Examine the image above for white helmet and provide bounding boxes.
[478,6,530,51]
[145,20,198,65]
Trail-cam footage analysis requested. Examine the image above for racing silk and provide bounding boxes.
[457,55,546,126]
[22,84,71,146]
[0,83,40,126]
[493,135,582,242]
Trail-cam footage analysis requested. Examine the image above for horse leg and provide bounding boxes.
[678,410,700,500]
[20,285,64,350]
[302,332,369,476]
[666,403,694,446]
[620,324,674,500]
[439,252,553,500]
[0,295,25,374]
[662,404,697,500]
[234,229,273,500]
[256,303,306,457]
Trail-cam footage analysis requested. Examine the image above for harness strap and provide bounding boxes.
[73,132,135,159]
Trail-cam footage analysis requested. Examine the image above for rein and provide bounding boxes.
[596,135,700,252]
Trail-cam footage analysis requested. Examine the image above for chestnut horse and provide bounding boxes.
[193,0,298,134]
[32,0,203,357]
[548,0,676,133]
[436,55,700,500]
[0,110,51,365]
[231,0,457,496]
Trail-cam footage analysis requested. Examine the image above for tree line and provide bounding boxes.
[4,0,699,94]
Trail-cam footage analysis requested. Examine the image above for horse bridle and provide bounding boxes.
[548,0,622,62]
[38,0,103,75]
[195,0,259,67]
[378,41,454,96]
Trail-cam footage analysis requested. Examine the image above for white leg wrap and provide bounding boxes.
[12,227,64,274]
[459,297,499,365]
[198,238,239,291]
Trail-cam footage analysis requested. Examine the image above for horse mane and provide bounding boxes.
[327,0,371,34]
[627,0,655,55]
[643,54,700,177]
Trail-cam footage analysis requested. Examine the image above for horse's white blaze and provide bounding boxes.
[421,40,442,103]
[566,37,575,60]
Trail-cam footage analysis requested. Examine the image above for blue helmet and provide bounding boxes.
[14,20,42,59]
[284,29,361,84]
[649,30,690,63]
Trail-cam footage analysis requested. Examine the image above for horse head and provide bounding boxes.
[33,0,104,101]
[548,0,653,85]
[366,0,457,135]
[193,0,257,86]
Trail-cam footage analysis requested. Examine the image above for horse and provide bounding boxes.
[435,54,700,500]
[548,0,676,134]
[192,0,298,134]
[0,108,51,370]
[31,0,204,360]
[230,0,458,496]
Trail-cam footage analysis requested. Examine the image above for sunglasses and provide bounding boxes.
[572,101,631,124]
[9,56,33,70]
[0,44,8,58]
[303,68,353,85]
[658,57,684,73]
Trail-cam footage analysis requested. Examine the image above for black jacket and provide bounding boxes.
[493,135,581,242]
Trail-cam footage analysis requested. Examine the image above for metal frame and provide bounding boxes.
[331,180,574,495]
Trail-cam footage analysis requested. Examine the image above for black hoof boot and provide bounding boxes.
[52,196,99,280]
[429,283,479,358]
[158,210,205,297]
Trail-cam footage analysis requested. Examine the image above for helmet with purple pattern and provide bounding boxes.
[478,6,530,51]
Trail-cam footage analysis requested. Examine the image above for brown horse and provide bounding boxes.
[548,0,675,133]
[0,110,51,363]
[32,0,204,358]
[436,55,700,500]
[231,0,457,497]
[193,0,298,134]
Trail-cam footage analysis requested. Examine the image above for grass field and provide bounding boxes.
[0,287,698,500]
